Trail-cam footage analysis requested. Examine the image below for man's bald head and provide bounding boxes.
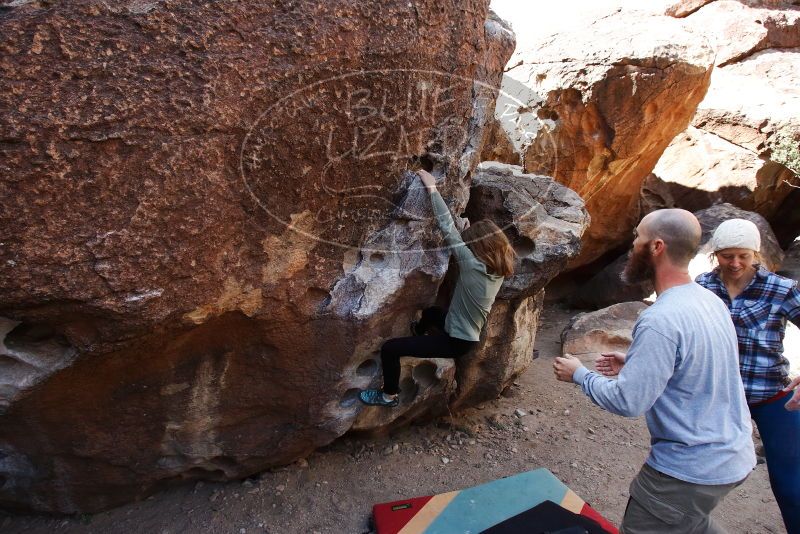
[638,209,702,266]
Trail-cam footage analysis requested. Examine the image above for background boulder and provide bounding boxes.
[691,203,785,275]
[644,127,797,219]
[681,1,800,67]
[655,2,800,246]
[561,302,649,367]
[498,12,715,268]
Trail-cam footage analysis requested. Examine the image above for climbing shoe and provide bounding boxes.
[359,389,399,407]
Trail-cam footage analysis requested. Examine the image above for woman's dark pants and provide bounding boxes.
[380,306,476,395]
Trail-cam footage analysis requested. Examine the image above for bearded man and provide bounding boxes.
[554,209,755,534]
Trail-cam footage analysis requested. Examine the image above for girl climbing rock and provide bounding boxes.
[359,169,515,407]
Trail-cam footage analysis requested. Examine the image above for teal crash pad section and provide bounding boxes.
[423,468,570,533]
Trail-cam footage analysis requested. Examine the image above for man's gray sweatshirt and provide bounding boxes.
[572,282,756,485]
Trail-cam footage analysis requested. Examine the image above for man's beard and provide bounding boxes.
[621,244,655,285]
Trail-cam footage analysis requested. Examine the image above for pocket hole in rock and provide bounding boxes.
[369,252,386,265]
[412,361,439,389]
[2,319,74,366]
[340,388,361,408]
[408,153,434,173]
[302,287,331,313]
[356,358,378,377]
[513,236,535,258]
[399,377,419,404]
[5,322,69,349]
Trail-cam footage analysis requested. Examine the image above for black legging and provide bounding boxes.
[380,306,477,395]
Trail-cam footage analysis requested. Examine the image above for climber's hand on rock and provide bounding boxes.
[417,169,437,192]
[595,351,626,377]
[553,354,581,383]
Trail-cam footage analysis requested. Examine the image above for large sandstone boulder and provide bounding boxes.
[693,50,800,173]
[681,1,800,67]
[0,0,519,514]
[499,12,715,268]
[644,127,798,218]
[560,302,649,367]
[452,162,590,409]
[648,1,800,247]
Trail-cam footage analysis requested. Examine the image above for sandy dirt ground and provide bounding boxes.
[1,303,786,534]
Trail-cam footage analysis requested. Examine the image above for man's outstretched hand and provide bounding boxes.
[784,376,800,411]
[553,354,582,383]
[595,351,627,377]
[417,169,437,192]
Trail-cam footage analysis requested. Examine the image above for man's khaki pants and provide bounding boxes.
[620,464,747,534]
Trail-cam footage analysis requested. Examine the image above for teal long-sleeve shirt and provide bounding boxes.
[429,190,503,342]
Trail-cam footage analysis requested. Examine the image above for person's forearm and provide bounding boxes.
[577,370,651,417]
[574,346,672,417]
[429,190,460,243]
[573,366,639,416]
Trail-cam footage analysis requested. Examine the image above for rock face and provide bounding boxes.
[478,117,521,166]
[465,163,589,301]
[644,126,798,218]
[560,302,649,367]
[680,1,800,67]
[350,358,457,434]
[654,2,800,246]
[0,0,521,514]
[665,0,717,17]
[693,50,800,169]
[499,13,715,268]
[667,1,800,20]
[452,162,589,410]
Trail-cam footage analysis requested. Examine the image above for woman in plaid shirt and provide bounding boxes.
[696,218,800,533]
